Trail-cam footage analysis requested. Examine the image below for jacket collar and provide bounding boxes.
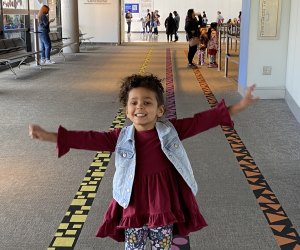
[121,117,172,143]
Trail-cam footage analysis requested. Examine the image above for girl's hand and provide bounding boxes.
[29,125,57,142]
[239,84,259,109]
[228,84,259,115]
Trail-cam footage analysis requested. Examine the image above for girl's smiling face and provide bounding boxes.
[126,87,164,131]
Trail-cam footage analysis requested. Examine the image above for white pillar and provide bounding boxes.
[286,0,300,122]
[61,0,79,53]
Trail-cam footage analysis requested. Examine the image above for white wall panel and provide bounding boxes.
[286,0,300,107]
[78,0,119,43]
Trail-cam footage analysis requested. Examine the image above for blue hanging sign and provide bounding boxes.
[125,4,139,13]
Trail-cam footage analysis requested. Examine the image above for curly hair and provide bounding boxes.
[119,74,165,107]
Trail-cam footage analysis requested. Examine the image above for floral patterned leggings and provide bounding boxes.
[124,224,173,250]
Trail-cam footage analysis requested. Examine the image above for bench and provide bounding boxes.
[49,32,77,60]
[0,38,40,77]
[79,32,94,49]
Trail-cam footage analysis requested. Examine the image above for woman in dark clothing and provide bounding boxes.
[185,9,202,67]
[165,13,176,42]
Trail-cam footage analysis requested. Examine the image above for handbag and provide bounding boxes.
[189,37,200,46]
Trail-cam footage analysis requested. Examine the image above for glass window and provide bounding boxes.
[3,14,25,29]
[29,0,47,10]
[3,0,28,9]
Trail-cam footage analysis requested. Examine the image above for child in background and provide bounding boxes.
[198,28,209,66]
[29,74,257,250]
[140,16,146,33]
[207,28,218,68]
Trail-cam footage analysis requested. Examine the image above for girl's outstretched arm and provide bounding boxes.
[228,84,258,116]
[29,124,57,142]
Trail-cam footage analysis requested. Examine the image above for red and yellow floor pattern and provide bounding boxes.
[165,48,191,250]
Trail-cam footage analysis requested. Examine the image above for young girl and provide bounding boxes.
[29,74,256,250]
[198,28,209,66]
[207,28,218,68]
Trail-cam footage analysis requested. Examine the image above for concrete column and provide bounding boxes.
[61,0,80,53]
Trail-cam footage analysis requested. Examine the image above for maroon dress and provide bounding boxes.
[57,100,233,242]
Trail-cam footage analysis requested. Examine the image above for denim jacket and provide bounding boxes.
[113,118,198,208]
[38,14,50,33]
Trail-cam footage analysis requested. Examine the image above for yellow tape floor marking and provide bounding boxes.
[48,49,153,249]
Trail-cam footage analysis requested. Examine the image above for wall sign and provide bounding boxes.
[125,4,139,13]
[84,0,112,4]
[258,0,281,39]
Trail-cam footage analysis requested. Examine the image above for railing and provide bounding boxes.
[223,24,240,78]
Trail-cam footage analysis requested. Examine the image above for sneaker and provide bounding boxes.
[40,59,45,65]
[187,63,197,68]
[45,60,55,64]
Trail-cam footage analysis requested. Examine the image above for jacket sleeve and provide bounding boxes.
[56,126,120,157]
[171,99,234,140]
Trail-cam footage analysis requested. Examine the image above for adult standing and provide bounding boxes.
[153,10,160,35]
[145,9,151,33]
[125,10,133,33]
[185,9,201,67]
[164,13,176,42]
[150,11,155,33]
[197,12,204,27]
[173,11,180,42]
[202,11,208,27]
[37,5,56,64]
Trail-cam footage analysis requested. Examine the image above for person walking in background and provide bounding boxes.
[152,17,158,35]
[29,73,257,250]
[145,9,151,33]
[202,11,208,27]
[37,5,56,65]
[165,13,176,42]
[140,16,146,33]
[153,10,160,35]
[150,11,155,33]
[125,10,133,33]
[173,11,180,42]
[185,9,202,67]
[197,11,204,28]
[238,11,242,24]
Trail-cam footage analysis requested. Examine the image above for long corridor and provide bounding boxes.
[0,43,299,250]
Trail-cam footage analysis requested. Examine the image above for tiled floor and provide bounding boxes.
[0,41,299,250]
